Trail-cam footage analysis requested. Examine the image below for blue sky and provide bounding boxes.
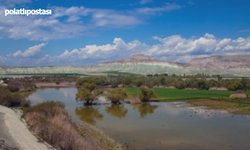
[0,0,250,66]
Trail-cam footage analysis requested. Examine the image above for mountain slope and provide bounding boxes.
[188,55,250,69]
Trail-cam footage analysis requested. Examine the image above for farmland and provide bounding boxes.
[125,87,250,100]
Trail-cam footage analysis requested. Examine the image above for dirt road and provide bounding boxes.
[0,105,52,150]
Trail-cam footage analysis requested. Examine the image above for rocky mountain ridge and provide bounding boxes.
[100,54,179,66]
[188,55,250,69]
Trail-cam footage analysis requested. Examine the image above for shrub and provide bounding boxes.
[111,82,118,88]
[129,83,134,87]
[106,88,127,104]
[247,84,250,90]
[55,80,60,85]
[0,85,30,107]
[197,80,209,90]
[93,89,104,96]
[227,80,243,91]
[136,80,143,87]
[175,81,185,89]
[138,88,157,102]
[75,88,97,105]
[24,101,95,150]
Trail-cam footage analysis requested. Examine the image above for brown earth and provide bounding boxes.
[35,82,76,88]
[230,93,247,98]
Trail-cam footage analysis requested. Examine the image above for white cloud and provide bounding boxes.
[0,3,181,41]
[13,43,47,58]
[135,3,181,15]
[140,0,153,5]
[2,34,250,66]
[37,34,250,65]
[188,1,194,5]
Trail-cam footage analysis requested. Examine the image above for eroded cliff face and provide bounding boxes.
[187,55,250,69]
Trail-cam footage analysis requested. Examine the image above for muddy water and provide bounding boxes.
[27,87,250,150]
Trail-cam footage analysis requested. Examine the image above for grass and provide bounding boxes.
[103,71,141,76]
[125,88,250,101]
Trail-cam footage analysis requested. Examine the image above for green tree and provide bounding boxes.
[246,84,250,90]
[227,80,243,91]
[75,83,102,105]
[136,80,143,87]
[106,88,128,104]
[138,88,157,102]
[111,82,119,88]
[75,88,97,105]
[124,77,132,85]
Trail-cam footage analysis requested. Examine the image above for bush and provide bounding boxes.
[129,83,134,87]
[247,84,250,90]
[111,82,118,88]
[0,85,30,107]
[197,80,209,90]
[136,80,143,87]
[176,81,185,89]
[24,101,95,150]
[227,80,243,91]
[138,88,157,102]
[55,80,60,85]
[106,88,127,104]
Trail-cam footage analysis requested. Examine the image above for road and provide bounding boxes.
[0,105,52,150]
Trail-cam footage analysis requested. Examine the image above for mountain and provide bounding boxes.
[100,54,179,66]
[187,55,250,69]
[0,54,250,77]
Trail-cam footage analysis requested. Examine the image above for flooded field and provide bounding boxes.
[27,87,250,150]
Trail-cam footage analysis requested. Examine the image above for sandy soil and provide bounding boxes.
[0,105,53,150]
[35,82,76,88]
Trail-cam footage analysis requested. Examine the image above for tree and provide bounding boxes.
[106,88,128,104]
[93,88,104,96]
[217,75,223,81]
[246,84,250,90]
[75,88,97,105]
[75,83,102,105]
[124,77,132,85]
[111,82,119,88]
[83,83,96,91]
[138,88,157,102]
[159,76,166,85]
[136,80,143,87]
[227,80,243,91]
[197,80,209,90]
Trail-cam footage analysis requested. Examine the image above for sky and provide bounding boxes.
[0,0,250,66]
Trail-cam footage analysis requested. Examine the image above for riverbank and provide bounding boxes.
[35,82,76,88]
[77,123,123,150]
[0,105,52,150]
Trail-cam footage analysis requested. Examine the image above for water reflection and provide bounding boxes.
[131,103,158,118]
[105,104,128,119]
[75,105,103,125]
[26,88,250,150]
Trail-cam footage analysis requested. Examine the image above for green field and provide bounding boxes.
[103,71,141,76]
[125,88,250,101]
